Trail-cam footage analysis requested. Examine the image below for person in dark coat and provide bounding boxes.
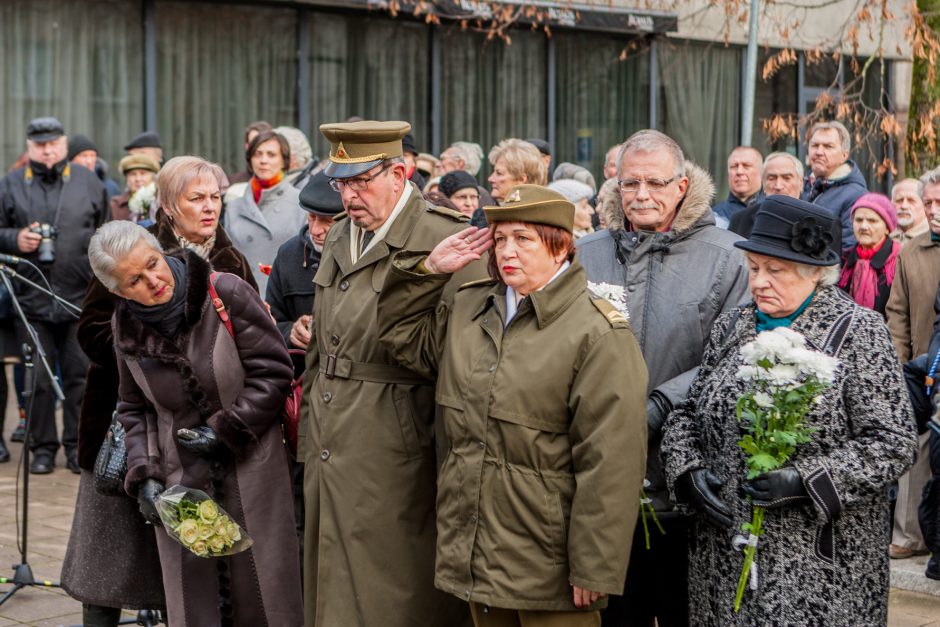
[663,196,916,625]
[712,146,762,229]
[68,134,120,199]
[802,120,868,251]
[267,170,341,348]
[915,286,940,581]
[838,192,900,318]
[0,116,109,474]
[61,156,256,627]
[88,221,301,627]
[403,133,428,191]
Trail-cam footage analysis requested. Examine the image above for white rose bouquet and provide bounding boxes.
[732,327,838,612]
[155,485,253,558]
[128,182,156,222]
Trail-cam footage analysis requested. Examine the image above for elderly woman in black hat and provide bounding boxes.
[376,185,648,625]
[661,195,917,625]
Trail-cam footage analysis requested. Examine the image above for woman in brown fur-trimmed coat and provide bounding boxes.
[88,220,301,627]
[62,158,258,625]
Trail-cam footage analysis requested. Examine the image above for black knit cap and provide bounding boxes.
[67,134,97,161]
[734,195,840,266]
[299,170,344,216]
[124,131,162,151]
[402,133,419,156]
[439,171,478,198]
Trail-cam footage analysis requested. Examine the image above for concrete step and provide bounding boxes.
[891,554,940,597]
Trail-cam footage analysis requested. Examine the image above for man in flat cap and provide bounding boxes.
[124,131,164,165]
[299,120,480,627]
[0,117,108,474]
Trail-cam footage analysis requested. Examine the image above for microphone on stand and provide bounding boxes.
[0,253,23,265]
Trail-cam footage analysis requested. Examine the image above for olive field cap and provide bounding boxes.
[483,184,575,233]
[319,120,411,179]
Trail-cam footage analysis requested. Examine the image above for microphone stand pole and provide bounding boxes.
[0,263,66,605]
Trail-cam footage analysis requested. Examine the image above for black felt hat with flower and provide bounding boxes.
[734,195,840,266]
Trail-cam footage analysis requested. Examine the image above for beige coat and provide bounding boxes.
[886,230,940,362]
[299,184,481,627]
[377,257,648,611]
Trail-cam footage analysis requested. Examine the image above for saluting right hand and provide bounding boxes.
[424,226,493,274]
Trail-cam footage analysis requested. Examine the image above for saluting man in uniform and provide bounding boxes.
[299,121,479,627]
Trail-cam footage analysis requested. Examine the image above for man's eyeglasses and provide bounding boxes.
[618,176,676,194]
[329,164,392,193]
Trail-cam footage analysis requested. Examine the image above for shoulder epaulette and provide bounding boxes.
[458,278,498,292]
[590,297,630,329]
[426,204,469,222]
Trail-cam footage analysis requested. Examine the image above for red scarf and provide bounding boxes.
[838,238,900,309]
[250,171,285,203]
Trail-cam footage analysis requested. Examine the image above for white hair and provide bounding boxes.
[617,129,685,179]
[795,262,840,286]
[809,120,851,152]
[88,221,164,290]
[919,168,940,199]
[761,152,804,179]
[447,141,484,176]
[892,177,923,199]
[274,126,313,169]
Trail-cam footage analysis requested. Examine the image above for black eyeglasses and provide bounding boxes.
[329,164,392,193]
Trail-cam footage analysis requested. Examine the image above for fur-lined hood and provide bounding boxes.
[603,160,716,234]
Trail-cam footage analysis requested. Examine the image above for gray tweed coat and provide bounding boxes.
[662,285,917,626]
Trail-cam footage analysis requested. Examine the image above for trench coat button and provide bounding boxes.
[478,441,485,449]
[247,235,254,242]
[339,280,349,291]
[470,513,478,523]
[322,392,332,403]
[465,590,471,599]
[330,334,340,346]
[627,285,636,292]
[488,365,496,373]
[320,449,330,461]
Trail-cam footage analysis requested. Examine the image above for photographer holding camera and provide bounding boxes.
[0,117,108,474]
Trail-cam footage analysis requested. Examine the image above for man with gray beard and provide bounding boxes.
[891,178,929,246]
[577,129,749,627]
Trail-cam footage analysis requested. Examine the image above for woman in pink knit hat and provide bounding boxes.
[838,192,900,316]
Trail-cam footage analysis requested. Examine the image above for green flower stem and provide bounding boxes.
[734,506,765,613]
[639,488,665,550]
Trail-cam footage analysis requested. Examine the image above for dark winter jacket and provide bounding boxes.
[712,191,760,228]
[663,286,916,625]
[803,160,868,251]
[265,225,319,345]
[576,162,750,515]
[0,160,108,321]
[114,251,302,627]
[75,214,256,471]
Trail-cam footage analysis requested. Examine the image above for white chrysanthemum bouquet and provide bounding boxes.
[128,182,156,221]
[733,327,838,611]
[155,485,253,558]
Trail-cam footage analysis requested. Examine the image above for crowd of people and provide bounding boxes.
[0,112,936,627]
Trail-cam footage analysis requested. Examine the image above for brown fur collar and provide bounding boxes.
[603,160,716,234]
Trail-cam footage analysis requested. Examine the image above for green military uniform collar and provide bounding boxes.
[472,262,587,329]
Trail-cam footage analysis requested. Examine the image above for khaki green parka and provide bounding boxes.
[298,185,481,627]
[377,254,648,612]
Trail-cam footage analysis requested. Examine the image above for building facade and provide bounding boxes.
[0,0,912,195]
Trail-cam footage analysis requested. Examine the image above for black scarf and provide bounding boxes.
[127,255,189,339]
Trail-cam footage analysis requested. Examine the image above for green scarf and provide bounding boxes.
[755,291,814,331]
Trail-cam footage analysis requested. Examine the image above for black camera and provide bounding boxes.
[29,223,58,264]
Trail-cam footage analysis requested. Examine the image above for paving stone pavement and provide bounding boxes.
[0,385,938,625]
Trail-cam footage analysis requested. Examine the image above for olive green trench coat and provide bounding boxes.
[299,185,480,627]
[376,255,648,612]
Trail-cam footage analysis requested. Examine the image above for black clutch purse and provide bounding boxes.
[94,412,128,496]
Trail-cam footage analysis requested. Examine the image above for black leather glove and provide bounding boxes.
[741,467,808,509]
[677,468,734,529]
[646,391,672,436]
[176,425,225,458]
[138,478,165,526]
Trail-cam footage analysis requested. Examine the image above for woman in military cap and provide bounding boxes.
[377,185,648,626]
